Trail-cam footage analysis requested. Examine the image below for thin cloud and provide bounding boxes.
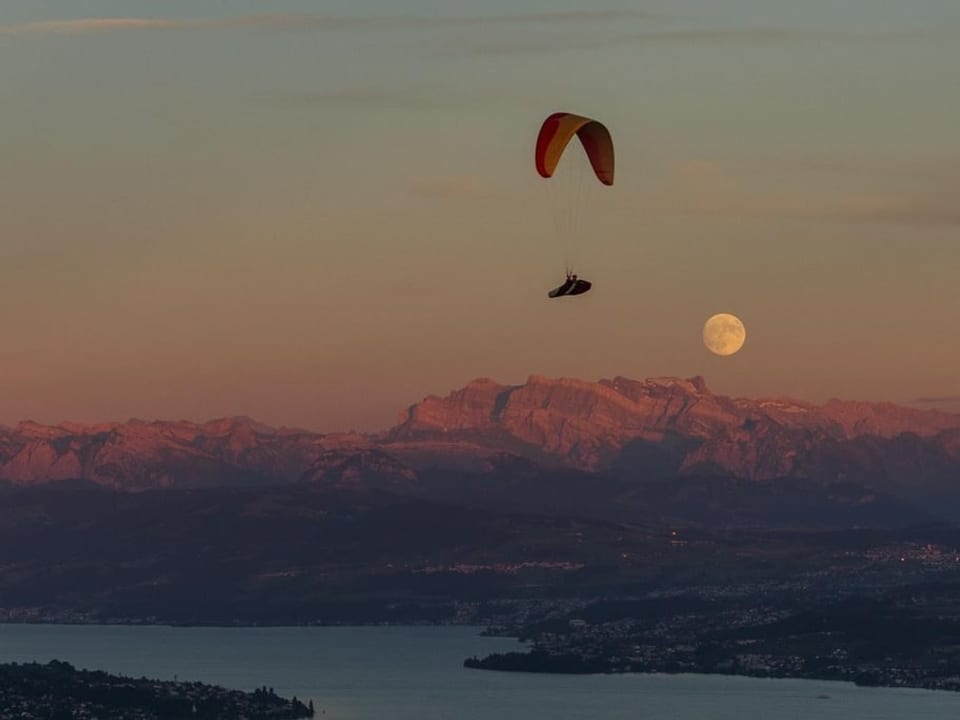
[0,11,643,36]
[718,154,960,182]
[408,177,496,201]
[471,26,795,55]
[260,83,523,113]
[266,90,475,112]
[828,196,960,227]
[911,396,960,406]
[465,26,928,56]
[753,193,960,227]
[0,18,186,34]
[650,160,960,228]
[421,10,644,26]
[632,26,924,45]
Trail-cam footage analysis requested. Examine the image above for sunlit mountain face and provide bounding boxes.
[3,375,960,521]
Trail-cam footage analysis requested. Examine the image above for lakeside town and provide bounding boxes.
[464,541,960,692]
[0,661,314,720]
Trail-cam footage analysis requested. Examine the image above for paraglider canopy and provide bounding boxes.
[535,112,614,186]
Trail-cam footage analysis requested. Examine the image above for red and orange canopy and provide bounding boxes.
[535,112,614,186]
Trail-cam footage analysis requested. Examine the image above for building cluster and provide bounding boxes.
[0,661,314,720]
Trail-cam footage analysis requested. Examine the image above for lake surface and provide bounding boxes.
[2,624,959,719]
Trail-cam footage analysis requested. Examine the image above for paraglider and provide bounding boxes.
[535,112,614,299]
[548,271,592,298]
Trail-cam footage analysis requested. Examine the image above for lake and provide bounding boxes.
[1,624,959,719]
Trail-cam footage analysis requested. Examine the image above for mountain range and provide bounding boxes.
[4,375,960,627]
[3,375,960,521]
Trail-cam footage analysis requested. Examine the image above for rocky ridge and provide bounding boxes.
[1,376,959,498]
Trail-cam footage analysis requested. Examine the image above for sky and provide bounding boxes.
[1,0,959,431]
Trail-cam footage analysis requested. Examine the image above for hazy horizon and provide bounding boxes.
[3,0,959,431]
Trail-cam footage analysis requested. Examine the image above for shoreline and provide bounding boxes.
[464,652,960,694]
[0,660,314,719]
[3,620,959,696]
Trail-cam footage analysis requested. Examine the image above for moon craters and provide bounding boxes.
[703,313,746,356]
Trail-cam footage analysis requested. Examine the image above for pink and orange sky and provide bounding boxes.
[1,0,959,430]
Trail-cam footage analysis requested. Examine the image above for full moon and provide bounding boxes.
[703,313,746,356]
